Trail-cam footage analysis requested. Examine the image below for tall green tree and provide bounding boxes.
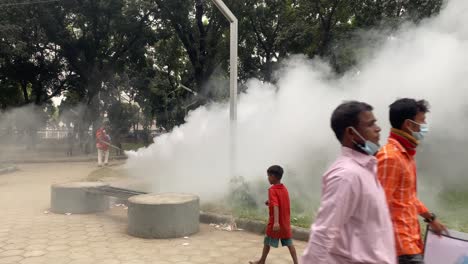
[36,0,158,130]
[135,37,189,131]
[0,4,71,106]
[152,0,233,95]
[0,0,445,135]
[239,0,297,82]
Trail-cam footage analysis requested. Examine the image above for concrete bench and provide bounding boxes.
[127,193,200,239]
[50,182,110,214]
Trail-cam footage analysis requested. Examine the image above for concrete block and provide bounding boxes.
[236,218,266,234]
[51,182,110,214]
[127,193,200,239]
[200,211,232,224]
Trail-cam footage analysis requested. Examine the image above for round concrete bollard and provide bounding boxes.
[51,182,110,214]
[127,193,200,239]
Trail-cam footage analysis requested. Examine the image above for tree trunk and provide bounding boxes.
[21,81,29,104]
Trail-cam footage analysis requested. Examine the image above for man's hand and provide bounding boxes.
[429,219,448,237]
[273,223,280,232]
[265,200,269,206]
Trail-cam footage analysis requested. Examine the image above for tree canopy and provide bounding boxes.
[0,0,443,133]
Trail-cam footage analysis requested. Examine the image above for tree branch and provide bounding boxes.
[195,0,207,67]
[249,16,271,58]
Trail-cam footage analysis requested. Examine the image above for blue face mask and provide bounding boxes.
[350,127,380,156]
[408,120,429,141]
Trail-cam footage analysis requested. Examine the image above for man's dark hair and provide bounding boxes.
[331,101,373,142]
[389,98,430,129]
[267,165,284,180]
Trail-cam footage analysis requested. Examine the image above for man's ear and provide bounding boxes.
[346,127,360,143]
[402,119,411,131]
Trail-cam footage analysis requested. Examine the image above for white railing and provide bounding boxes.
[37,129,72,139]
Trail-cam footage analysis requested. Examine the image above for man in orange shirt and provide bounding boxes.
[377,98,447,264]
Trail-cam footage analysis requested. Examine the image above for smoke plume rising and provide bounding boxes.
[126,0,468,212]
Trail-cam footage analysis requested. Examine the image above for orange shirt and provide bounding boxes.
[377,135,429,256]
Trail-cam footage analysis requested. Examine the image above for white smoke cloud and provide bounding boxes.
[126,0,468,210]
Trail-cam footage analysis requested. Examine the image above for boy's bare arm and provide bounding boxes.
[273,206,280,231]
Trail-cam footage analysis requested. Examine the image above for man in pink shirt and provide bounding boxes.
[301,101,396,264]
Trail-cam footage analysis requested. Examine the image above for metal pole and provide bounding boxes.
[212,0,237,23]
[212,0,238,177]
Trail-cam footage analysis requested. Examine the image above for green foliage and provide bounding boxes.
[107,102,138,136]
[0,0,444,133]
[106,100,139,154]
[121,142,146,151]
[0,82,23,109]
[227,176,259,210]
[437,189,468,233]
[202,187,468,230]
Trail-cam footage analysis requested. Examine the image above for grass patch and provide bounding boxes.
[121,142,146,151]
[291,214,313,228]
[233,207,269,222]
[86,167,129,182]
[201,203,269,223]
[201,188,315,229]
[437,189,468,233]
[439,190,468,210]
[0,164,12,169]
[203,185,468,231]
[0,163,15,172]
[201,202,312,228]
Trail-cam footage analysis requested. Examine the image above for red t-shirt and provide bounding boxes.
[266,184,292,239]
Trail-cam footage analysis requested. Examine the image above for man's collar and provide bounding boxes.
[270,184,284,189]
[388,137,408,153]
[388,131,417,157]
[341,146,376,168]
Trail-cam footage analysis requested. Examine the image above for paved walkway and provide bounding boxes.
[0,163,307,264]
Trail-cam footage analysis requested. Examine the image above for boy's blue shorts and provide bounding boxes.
[264,236,293,248]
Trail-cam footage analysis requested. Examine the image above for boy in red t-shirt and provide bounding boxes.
[250,165,298,264]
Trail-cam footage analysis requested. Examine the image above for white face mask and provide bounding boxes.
[408,119,429,141]
[350,127,380,155]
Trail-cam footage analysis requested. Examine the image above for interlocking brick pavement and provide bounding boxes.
[0,163,307,264]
